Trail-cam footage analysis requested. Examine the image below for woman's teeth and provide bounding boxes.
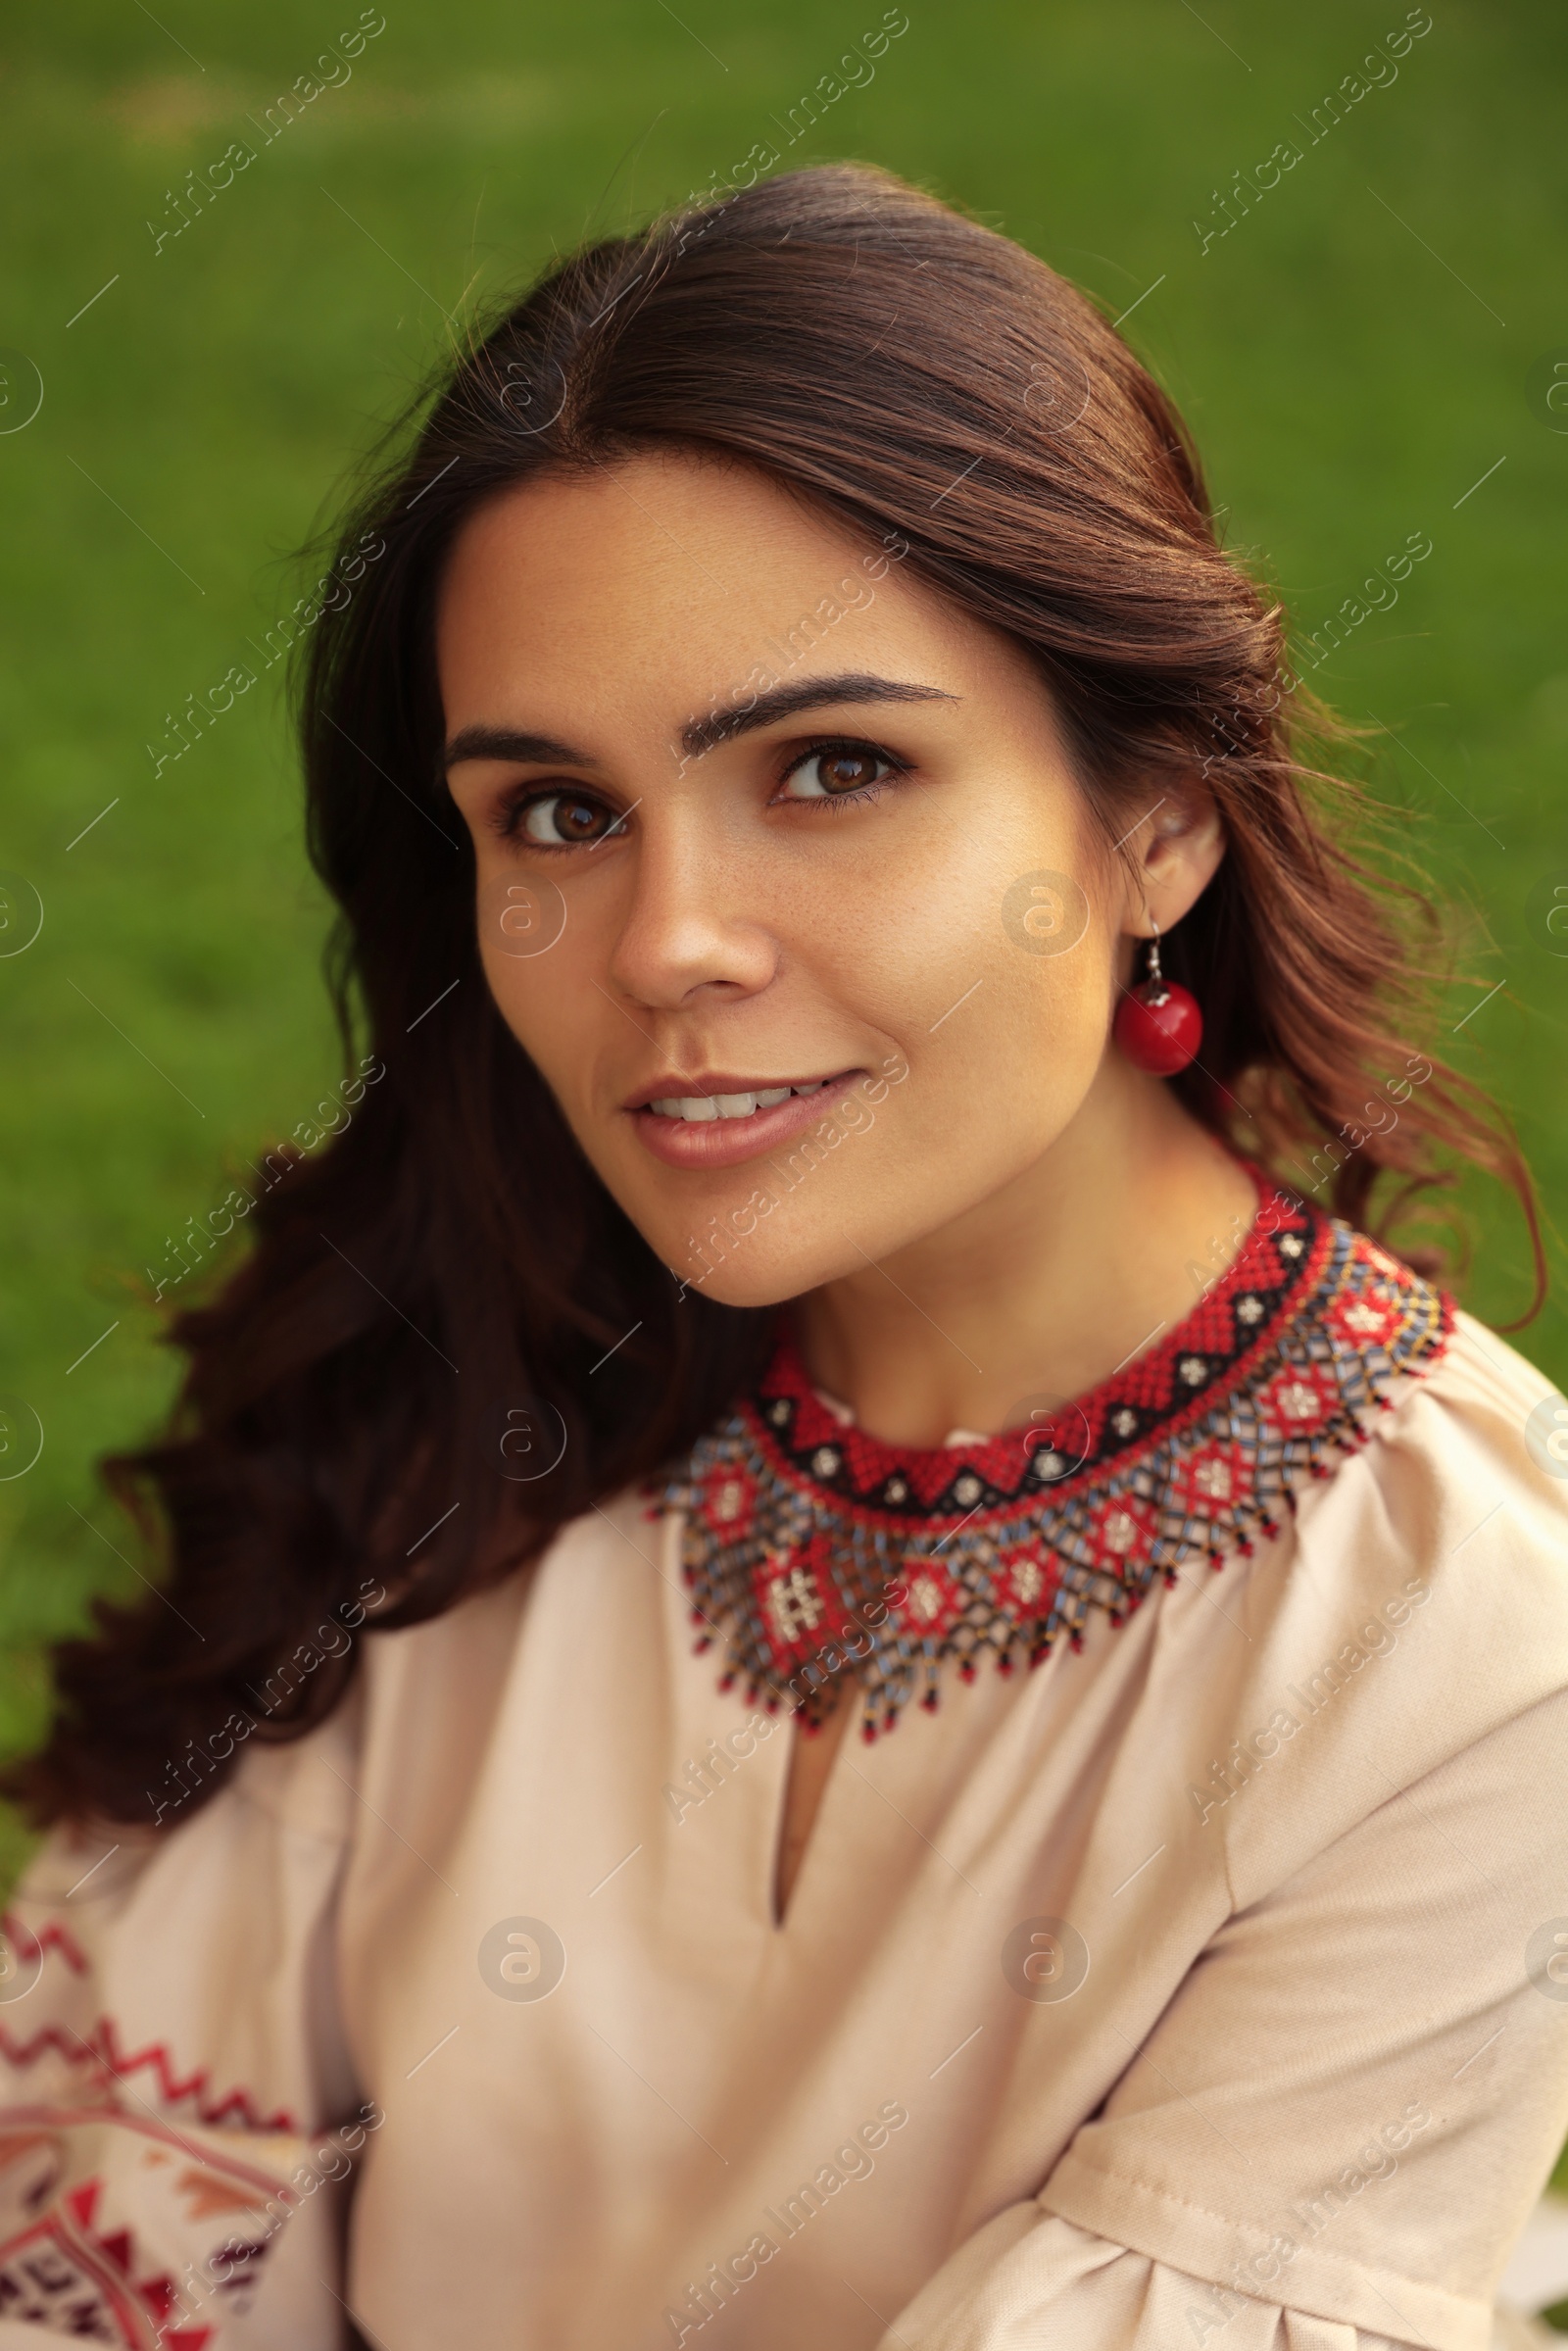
[648,1081,829,1122]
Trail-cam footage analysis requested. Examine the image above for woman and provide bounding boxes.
[1,162,1564,2351]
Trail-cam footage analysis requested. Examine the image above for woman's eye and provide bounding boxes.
[510,790,618,847]
[780,746,897,802]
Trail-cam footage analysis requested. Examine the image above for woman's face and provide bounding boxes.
[438,449,1152,1307]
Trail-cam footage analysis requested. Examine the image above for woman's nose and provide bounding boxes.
[604,814,780,1012]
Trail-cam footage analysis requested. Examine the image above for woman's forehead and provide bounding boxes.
[434,450,1041,754]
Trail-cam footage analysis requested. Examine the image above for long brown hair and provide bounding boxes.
[10,161,1542,1832]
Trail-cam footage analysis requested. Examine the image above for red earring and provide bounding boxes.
[1113,922,1202,1075]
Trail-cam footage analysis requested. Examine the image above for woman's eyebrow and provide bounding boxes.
[442,677,958,774]
[680,673,958,761]
[444,724,594,771]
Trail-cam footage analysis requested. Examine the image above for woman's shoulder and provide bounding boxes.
[1280,1246,1568,1672]
[1348,1292,1568,1605]
[1419,1279,1560,1419]
[12,1484,662,1913]
[1203,1280,1568,1898]
[1419,1294,1566,1448]
[1264,1207,1568,1618]
[9,1677,366,1936]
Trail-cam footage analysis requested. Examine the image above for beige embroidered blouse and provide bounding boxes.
[1,1294,1567,2350]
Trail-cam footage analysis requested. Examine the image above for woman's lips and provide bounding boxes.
[628,1071,864,1169]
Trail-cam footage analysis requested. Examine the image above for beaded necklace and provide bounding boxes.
[656,1170,1453,1740]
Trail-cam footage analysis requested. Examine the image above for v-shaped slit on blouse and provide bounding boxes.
[770,1689,856,1930]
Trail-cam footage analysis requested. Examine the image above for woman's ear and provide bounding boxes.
[1118,785,1227,938]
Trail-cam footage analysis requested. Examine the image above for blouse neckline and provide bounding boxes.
[657,1165,1454,1738]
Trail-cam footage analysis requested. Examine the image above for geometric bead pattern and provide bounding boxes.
[656,1175,1454,1740]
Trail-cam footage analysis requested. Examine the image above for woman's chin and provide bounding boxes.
[663,1221,864,1311]
[676,1254,817,1311]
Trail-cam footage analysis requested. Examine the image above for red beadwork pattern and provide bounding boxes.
[658,1171,1454,1736]
[702,1465,757,1542]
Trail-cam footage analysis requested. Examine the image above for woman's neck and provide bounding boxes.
[787,1058,1263,1448]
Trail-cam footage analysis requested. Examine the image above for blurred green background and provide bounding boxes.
[1,0,1566,1898]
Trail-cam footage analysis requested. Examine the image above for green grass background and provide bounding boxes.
[1,0,1566,1911]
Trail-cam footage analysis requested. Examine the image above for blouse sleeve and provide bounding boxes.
[0,1702,366,2348]
[877,1676,1568,2351]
